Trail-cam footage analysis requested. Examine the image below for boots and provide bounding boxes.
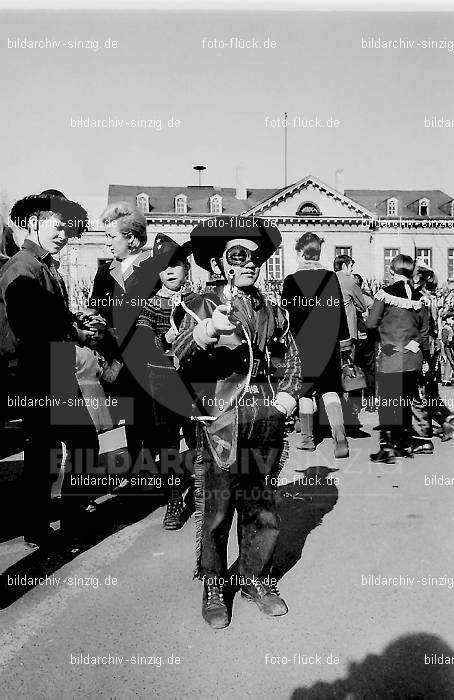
[295,412,315,451]
[323,394,349,458]
[163,487,184,530]
[241,578,288,617]
[411,437,434,455]
[370,429,397,464]
[202,581,229,629]
[392,429,415,459]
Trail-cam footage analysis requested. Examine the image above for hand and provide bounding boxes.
[76,328,97,347]
[102,360,123,383]
[422,361,429,374]
[208,304,237,336]
[164,327,178,344]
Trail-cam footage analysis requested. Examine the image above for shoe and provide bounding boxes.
[370,447,396,464]
[295,435,316,451]
[441,416,454,442]
[202,583,230,629]
[392,444,414,459]
[370,429,396,464]
[347,425,370,439]
[392,431,415,458]
[163,493,184,530]
[411,439,434,455]
[241,578,288,617]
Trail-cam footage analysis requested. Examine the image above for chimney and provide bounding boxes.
[335,169,344,196]
[235,166,247,200]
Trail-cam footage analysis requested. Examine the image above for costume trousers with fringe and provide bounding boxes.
[193,410,288,582]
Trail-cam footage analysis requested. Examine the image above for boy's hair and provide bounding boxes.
[390,254,415,279]
[295,232,323,260]
[353,273,363,288]
[334,254,354,271]
[100,201,147,245]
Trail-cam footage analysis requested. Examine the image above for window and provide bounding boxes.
[210,195,222,214]
[136,193,149,213]
[335,246,352,258]
[419,198,430,217]
[297,202,320,216]
[448,249,454,281]
[387,197,398,216]
[384,247,400,280]
[415,248,432,268]
[266,246,284,281]
[175,194,187,214]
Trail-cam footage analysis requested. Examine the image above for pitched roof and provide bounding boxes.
[346,189,454,219]
[107,185,276,216]
[243,175,374,218]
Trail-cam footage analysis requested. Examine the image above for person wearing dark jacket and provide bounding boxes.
[129,233,197,529]
[0,189,99,548]
[89,201,161,480]
[174,216,302,629]
[366,254,430,464]
[411,261,454,447]
[281,233,350,458]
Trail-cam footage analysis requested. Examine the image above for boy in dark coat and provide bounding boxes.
[174,216,303,629]
[0,189,99,547]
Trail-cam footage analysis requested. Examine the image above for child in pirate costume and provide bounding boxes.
[173,216,303,629]
[366,254,429,464]
[132,233,197,529]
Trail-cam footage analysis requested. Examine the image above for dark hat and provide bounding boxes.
[189,216,281,271]
[10,189,88,236]
[153,233,192,268]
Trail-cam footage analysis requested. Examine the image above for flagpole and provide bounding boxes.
[284,111,288,187]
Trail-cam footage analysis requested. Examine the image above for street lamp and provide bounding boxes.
[193,165,206,186]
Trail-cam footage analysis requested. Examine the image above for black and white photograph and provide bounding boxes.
[1,0,454,697]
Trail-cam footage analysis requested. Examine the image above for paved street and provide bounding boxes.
[1,400,454,699]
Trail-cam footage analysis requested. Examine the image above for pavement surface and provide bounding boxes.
[1,397,454,699]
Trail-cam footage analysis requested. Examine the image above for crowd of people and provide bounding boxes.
[1,189,454,630]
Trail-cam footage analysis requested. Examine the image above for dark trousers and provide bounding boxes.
[125,365,196,487]
[376,370,419,435]
[412,353,452,437]
[356,336,376,398]
[22,406,100,537]
[198,410,285,582]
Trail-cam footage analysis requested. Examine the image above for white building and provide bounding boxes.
[63,173,454,306]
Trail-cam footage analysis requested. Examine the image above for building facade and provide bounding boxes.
[62,174,454,307]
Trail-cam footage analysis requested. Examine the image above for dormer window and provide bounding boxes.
[210,194,222,214]
[175,194,187,215]
[297,202,320,216]
[419,198,430,217]
[136,193,149,213]
[387,197,398,216]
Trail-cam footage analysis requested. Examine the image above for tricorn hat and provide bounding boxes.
[153,233,192,268]
[10,189,88,236]
[189,215,281,272]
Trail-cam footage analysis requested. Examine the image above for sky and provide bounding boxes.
[1,9,454,220]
